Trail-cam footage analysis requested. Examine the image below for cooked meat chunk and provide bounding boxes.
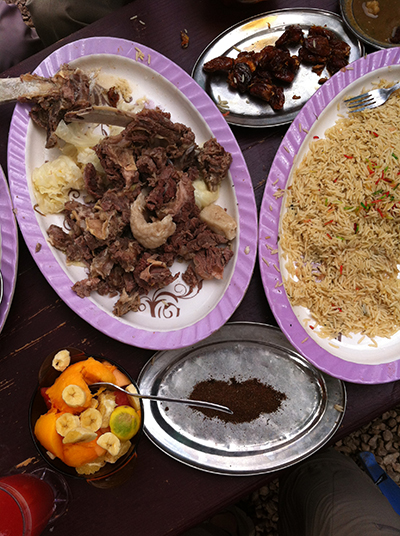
[269,86,285,111]
[203,56,235,73]
[108,238,142,272]
[90,248,114,279]
[248,77,276,102]
[258,46,291,75]
[157,174,195,219]
[72,277,101,298]
[303,36,331,58]
[47,224,93,265]
[391,26,400,44]
[330,40,351,58]
[197,138,232,191]
[326,55,350,76]
[146,166,179,212]
[45,105,235,316]
[182,264,202,292]
[308,25,337,41]
[298,46,328,65]
[27,65,113,148]
[95,133,139,188]
[113,290,140,317]
[275,25,305,49]
[228,62,254,93]
[137,259,178,290]
[123,108,196,162]
[84,163,107,200]
[193,246,234,280]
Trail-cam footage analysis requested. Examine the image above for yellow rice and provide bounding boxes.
[280,84,400,340]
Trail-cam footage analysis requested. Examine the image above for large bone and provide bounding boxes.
[0,75,57,104]
[64,105,136,127]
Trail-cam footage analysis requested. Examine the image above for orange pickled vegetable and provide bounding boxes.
[35,357,125,469]
[63,438,106,468]
[45,358,116,414]
[45,362,92,414]
[81,358,116,385]
[34,411,65,462]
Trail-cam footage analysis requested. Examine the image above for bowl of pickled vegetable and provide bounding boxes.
[29,347,143,488]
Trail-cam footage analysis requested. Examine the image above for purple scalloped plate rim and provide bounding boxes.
[259,47,400,384]
[7,36,257,351]
[0,165,18,333]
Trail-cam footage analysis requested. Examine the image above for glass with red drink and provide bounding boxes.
[0,467,69,536]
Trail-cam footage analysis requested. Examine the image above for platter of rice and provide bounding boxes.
[259,46,400,383]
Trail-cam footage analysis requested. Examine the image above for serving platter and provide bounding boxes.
[192,8,364,128]
[0,165,18,334]
[259,46,400,384]
[7,37,257,351]
[137,322,346,475]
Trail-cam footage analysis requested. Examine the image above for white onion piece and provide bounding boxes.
[362,2,379,18]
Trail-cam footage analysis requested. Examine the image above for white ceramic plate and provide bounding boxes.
[0,165,18,333]
[8,37,257,350]
[259,47,400,383]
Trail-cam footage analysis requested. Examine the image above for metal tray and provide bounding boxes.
[137,322,346,475]
[192,8,363,128]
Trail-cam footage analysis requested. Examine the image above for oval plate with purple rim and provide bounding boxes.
[7,37,257,351]
[259,47,400,384]
[0,165,18,334]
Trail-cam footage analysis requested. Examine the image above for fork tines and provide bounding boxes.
[344,94,373,105]
[343,93,374,113]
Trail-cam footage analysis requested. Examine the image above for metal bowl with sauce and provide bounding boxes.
[340,0,400,49]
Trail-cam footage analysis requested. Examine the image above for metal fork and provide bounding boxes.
[344,82,400,113]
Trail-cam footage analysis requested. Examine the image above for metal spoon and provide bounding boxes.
[89,382,233,414]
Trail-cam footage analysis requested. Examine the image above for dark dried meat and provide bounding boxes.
[275,25,304,49]
[202,23,351,111]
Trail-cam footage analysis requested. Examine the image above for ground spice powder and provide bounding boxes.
[189,377,287,424]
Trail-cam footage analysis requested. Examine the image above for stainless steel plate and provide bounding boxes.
[192,8,364,128]
[137,322,346,475]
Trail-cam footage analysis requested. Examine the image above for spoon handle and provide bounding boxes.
[130,392,233,414]
[90,382,233,414]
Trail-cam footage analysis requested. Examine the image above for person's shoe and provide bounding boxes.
[185,505,255,536]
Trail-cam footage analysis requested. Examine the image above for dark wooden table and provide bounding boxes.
[1,0,400,534]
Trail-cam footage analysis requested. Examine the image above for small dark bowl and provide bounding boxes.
[29,348,143,489]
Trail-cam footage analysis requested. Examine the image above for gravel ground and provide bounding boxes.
[239,405,400,536]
